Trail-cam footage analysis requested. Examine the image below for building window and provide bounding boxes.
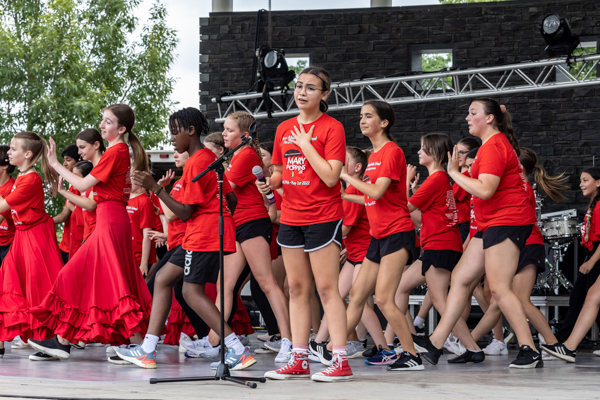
[411,46,453,91]
[286,54,310,87]
[556,38,597,82]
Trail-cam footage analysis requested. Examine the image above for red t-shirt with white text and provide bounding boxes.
[362,141,413,239]
[127,194,157,265]
[453,170,471,224]
[226,147,270,227]
[343,184,371,262]
[409,171,462,252]
[272,114,346,226]
[5,173,48,227]
[91,142,131,205]
[0,177,15,246]
[470,134,534,231]
[180,149,235,253]
[167,179,186,250]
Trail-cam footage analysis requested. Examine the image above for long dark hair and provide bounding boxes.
[457,137,480,151]
[104,104,147,172]
[421,133,453,165]
[0,145,15,174]
[363,100,396,143]
[76,128,106,154]
[519,147,567,202]
[474,97,519,156]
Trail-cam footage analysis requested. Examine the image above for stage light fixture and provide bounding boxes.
[539,14,580,57]
[255,45,296,90]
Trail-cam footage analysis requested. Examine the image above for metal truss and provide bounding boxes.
[211,53,600,122]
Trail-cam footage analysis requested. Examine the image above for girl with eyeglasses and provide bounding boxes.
[260,67,352,382]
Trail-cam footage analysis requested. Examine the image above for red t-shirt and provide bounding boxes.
[127,194,157,265]
[343,184,371,262]
[453,170,471,224]
[226,147,270,227]
[470,133,534,231]
[409,171,462,252]
[0,177,16,246]
[82,189,97,240]
[363,141,413,239]
[91,142,131,205]
[5,173,48,227]
[524,183,544,246]
[272,114,346,226]
[58,198,71,253]
[582,201,600,251]
[469,195,477,239]
[167,179,186,250]
[180,148,235,253]
[149,191,164,233]
[69,201,84,256]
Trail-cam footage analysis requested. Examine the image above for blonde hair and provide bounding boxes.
[228,111,263,167]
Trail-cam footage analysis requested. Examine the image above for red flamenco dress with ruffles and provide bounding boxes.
[31,143,152,345]
[0,172,64,342]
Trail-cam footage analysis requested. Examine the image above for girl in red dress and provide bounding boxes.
[339,100,420,371]
[29,105,152,360]
[262,67,351,382]
[211,111,292,363]
[0,132,63,358]
[0,145,17,358]
[414,98,541,368]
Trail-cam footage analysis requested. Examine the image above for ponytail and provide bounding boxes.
[475,97,520,156]
[14,131,58,196]
[127,131,149,172]
[519,147,567,203]
[104,104,148,172]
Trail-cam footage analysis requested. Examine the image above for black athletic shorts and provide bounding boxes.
[458,222,470,243]
[277,219,342,252]
[236,217,272,245]
[60,249,69,265]
[169,246,220,284]
[0,243,11,264]
[517,244,546,274]
[474,225,532,250]
[419,249,462,276]
[365,230,417,265]
[347,259,363,266]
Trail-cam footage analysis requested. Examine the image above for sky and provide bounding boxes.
[135,0,440,109]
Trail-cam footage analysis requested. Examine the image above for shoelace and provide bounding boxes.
[322,353,345,375]
[279,352,305,372]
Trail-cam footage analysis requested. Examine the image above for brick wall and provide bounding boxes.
[200,0,600,213]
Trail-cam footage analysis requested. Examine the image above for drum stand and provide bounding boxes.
[538,241,574,291]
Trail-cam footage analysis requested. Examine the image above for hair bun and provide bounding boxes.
[500,105,507,114]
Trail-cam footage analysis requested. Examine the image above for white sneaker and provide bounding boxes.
[181,338,219,360]
[594,350,600,357]
[274,338,292,363]
[238,335,251,347]
[11,337,30,349]
[394,344,404,355]
[179,335,192,353]
[106,345,128,354]
[443,334,466,356]
[257,333,270,342]
[483,339,509,356]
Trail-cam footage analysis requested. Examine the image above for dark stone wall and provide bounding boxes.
[200,0,600,214]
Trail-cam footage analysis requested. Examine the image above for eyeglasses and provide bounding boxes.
[458,151,469,156]
[294,83,324,95]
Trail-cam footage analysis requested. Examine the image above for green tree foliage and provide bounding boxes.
[570,45,598,79]
[421,53,453,90]
[0,0,177,216]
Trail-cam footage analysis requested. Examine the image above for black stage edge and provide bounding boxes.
[150,123,266,388]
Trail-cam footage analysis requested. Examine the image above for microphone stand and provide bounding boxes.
[150,123,265,388]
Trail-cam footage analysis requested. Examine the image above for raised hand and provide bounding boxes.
[47,137,59,168]
[289,124,315,150]
[158,170,175,188]
[447,145,460,175]
[132,170,158,192]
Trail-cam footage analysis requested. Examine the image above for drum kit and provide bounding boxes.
[535,184,578,292]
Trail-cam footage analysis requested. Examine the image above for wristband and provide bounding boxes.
[153,186,163,196]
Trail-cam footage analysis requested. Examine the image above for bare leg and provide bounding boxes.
[564,277,600,350]
[182,282,234,338]
[316,261,355,343]
[282,248,313,346]
[309,283,321,334]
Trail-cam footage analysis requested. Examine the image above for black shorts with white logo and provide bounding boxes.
[365,230,417,265]
[277,219,342,253]
[419,249,462,276]
[169,246,220,284]
[236,217,273,245]
[517,244,546,274]
[474,225,533,250]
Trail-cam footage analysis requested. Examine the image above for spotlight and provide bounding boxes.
[539,14,580,57]
[256,45,295,90]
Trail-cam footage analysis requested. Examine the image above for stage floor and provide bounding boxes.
[0,333,598,400]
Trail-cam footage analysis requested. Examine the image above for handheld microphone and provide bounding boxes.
[252,165,276,204]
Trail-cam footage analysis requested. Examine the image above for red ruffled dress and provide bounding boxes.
[0,172,64,342]
[31,143,152,345]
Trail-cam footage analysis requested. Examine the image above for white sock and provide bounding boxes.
[414,316,425,327]
[141,334,159,353]
[224,333,245,355]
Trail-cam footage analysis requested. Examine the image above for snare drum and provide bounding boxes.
[541,215,580,240]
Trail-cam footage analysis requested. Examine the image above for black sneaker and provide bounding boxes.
[362,344,378,358]
[70,341,85,350]
[29,352,60,361]
[309,340,332,366]
[107,355,132,365]
[412,334,443,365]
[28,337,71,360]
[447,350,485,364]
[0,348,4,358]
[509,345,543,368]
[415,324,426,336]
[359,339,367,350]
[541,343,576,363]
[387,351,424,371]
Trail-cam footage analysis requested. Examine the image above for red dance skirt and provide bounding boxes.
[205,283,254,336]
[0,216,64,342]
[31,202,152,345]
